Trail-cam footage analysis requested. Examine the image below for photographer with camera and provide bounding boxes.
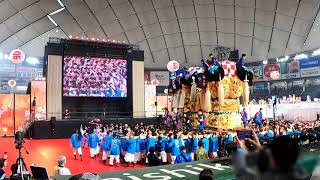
[0,158,6,180]
[233,129,310,180]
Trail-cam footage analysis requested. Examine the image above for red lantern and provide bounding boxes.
[10,49,25,64]
[8,80,16,87]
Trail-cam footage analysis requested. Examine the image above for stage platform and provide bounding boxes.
[0,138,145,177]
[29,117,159,139]
[1,137,318,179]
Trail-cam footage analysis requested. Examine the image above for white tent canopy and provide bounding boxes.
[0,0,320,68]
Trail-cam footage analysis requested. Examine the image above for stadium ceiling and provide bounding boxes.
[0,0,320,68]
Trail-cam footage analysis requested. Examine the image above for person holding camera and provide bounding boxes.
[233,130,310,180]
[0,159,6,180]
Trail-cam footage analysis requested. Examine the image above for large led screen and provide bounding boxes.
[63,56,127,97]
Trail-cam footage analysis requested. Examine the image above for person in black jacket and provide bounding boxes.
[233,131,310,180]
[0,158,6,180]
[147,147,161,167]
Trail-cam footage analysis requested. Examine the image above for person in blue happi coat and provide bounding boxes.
[124,134,136,167]
[201,133,210,153]
[70,129,83,160]
[109,134,121,166]
[209,133,219,158]
[102,131,113,164]
[87,130,100,158]
[191,133,199,160]
[175,146,192,164]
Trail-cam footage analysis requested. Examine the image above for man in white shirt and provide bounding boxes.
[54,156,71,176]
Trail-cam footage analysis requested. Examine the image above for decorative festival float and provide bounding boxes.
[167,52,253,130]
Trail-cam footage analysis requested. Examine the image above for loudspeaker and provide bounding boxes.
[50,117,56,129]
[229,50,239,61]
[30,166,49,180]
[155,102,157,106]
[26,82,31,94]
[50,117,56,138]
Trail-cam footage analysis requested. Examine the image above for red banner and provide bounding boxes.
[31,80,46,120]
[0,94,14,136]
[14,95,30,131]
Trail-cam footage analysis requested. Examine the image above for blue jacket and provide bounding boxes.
[110,139,121,155]
[70,133,83,148]
[102,135,113,151]
[255,111,263,122]
[236,57,244,70]
[227,134,234,142]
[241,111,247,121]
[139,139,146,151]
[160,138,168,152]
[87,133,99,148]
[172,139,180,156]
[192,138,198,153]
[266,131,274,138]
[178,138,184,147]
[167,138,174,153]
[293,130,301,135]
[209,137,219,152]
[127,139,136,154]
[168,138,180,156]
[121,139,128,151]
[175,152,192,163]
[286,131,293,136]
[185,138,191,153]
[146,137,157,153]
[258,133,265,139]
[135,138,141,152]
[202,137,209,152]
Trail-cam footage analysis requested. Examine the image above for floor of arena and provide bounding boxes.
[0,138,145,177]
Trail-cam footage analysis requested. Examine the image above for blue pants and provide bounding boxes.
[186,124,192,132]
[242,120,247,128]
[255,121,262,129]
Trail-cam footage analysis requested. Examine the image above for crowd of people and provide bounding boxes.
[0,114,319,179]
[63,56,127,97]
[67,108,319,171]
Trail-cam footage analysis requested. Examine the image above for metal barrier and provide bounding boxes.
[47,110,166,120]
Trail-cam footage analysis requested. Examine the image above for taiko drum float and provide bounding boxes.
[167,55,253,130]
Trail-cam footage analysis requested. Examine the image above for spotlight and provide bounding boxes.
[312,49,320,56]
[26,57,40,65]
[294,54,308,60]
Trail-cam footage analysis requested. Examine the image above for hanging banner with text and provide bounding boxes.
[263,63,281,81]
[281,60,300,79]
[150,71,169,86]
[249,65,264,81]
[300,57,320,77]
[144,71,150,82]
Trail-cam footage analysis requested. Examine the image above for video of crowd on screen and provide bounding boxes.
[63,56,127,97]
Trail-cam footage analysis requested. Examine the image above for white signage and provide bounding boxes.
[150,71,169,86]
